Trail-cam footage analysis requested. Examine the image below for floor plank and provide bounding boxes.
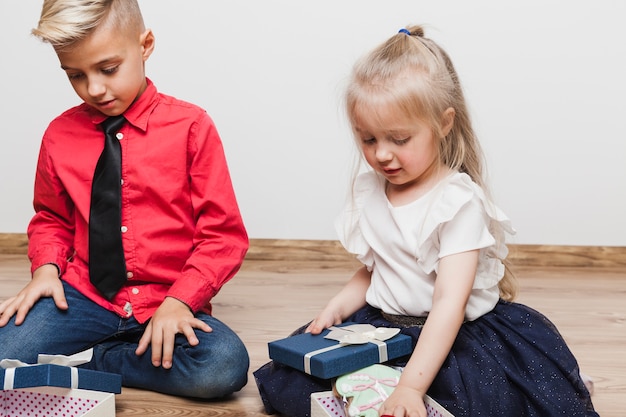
[1,254,624,416]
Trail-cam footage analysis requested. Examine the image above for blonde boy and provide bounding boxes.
[0,0,249,399]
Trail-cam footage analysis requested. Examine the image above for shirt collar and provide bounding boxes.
[89,78,158,132]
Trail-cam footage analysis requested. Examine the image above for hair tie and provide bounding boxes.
[398,28,411,36]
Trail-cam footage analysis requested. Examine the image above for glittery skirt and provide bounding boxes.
[253,300,598,417]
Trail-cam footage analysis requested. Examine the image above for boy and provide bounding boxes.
[0,0,249,399]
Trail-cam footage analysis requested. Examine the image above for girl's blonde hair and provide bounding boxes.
[32,0,144,50]
[346,25,517,300]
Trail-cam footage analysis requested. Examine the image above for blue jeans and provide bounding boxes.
[0,282,249,399]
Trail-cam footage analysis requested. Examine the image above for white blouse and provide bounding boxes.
[335,171,515,321]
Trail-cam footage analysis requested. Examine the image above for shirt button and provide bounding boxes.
[120,179,124,185]
[121,226,128,233]
[126,271,134,279]
[116,133,124,140]
[131,287,139,295]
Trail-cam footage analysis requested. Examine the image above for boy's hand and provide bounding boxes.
[378,385,428,417]
[0,264,67,327]
[135,296,212,369]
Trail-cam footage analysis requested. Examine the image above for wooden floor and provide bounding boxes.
[1,253,624,416]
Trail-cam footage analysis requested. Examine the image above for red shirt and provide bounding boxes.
[27,79,248,323]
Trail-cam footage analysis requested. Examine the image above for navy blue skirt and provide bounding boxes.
[254,300,598,417]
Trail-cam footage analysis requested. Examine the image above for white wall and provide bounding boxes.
[1,1,625,246]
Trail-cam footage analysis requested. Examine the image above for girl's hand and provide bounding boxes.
[135,296,212,369]
[379,385,427,417]
[0,264,66,327]
[306,266,372,335]
[306,308,343,335]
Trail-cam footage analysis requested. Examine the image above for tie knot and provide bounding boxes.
[101,115,126,135]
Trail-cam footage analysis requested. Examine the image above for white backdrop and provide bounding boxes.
[1,1,625,246]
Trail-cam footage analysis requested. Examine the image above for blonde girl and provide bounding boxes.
[254,25,597,417]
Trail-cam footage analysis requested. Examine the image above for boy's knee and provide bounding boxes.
[185,334,250,399]
[0,324,43,364]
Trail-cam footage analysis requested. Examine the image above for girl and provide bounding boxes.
[254,25,598,417]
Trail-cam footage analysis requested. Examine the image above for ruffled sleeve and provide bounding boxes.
[416,173,515,290]
[334,172,382,269]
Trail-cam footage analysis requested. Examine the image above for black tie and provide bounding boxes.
[89,115,127,300]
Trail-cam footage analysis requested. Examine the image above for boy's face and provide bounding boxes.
[55,24,154,117]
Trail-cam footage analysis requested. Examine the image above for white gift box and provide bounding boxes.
[1,386,115,417]
[0,350,120,417]
[311,391,454,417]
[311,391,346,417]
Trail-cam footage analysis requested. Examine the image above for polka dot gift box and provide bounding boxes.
[1,352,121,417]
[311,392,346,417]
[1,386,115,417]
[311,390,454,417]
[311,364,454,417]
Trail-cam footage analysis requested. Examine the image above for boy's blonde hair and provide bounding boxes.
[346,25,517,300]
[32,0,144,50]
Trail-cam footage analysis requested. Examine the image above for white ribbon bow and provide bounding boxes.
[325,324,400,345]
[303,325,400,375]
[1,349,93,390]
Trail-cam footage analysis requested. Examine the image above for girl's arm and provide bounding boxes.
[307,266,371,334]
[379,249,478,417]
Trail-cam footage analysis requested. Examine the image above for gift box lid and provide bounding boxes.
[268,322,412,379]
[1,364,121,394]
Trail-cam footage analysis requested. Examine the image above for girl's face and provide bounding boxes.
[55,23,154,117]
[354,103,445,200]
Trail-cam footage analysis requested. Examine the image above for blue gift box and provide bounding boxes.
[1,364,121,394]
[268,322,413,379]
